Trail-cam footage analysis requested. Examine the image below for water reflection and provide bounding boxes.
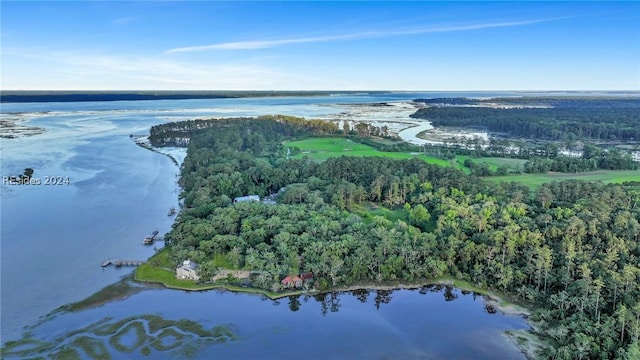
[3,281,528,359]
[262,285,497,315]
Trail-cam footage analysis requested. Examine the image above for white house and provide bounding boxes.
[176,259,200,280]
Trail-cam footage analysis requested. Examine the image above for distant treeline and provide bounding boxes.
[415,96,640,109]
[149,115,339,147]
[414,97,478,106]
[524,146,639,173]
[411,98,640,141]
[483,96,640,109]
[0,91,379,103]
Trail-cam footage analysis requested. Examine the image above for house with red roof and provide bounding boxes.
[281,275,303,288]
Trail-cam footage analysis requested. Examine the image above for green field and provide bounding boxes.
[285,138,639,188]
[488,170,640,188]
[285,138,453,166]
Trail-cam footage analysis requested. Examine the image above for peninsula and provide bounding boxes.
[137,108,640,359]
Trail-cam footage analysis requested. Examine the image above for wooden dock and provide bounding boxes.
[143,230,160,245]
[101,259,146,268]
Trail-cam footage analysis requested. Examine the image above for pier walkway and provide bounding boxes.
[101,259,146,268]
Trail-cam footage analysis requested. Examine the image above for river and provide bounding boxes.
[1,92,529,358]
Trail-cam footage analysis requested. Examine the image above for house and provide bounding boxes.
[300,272,314,283]
[281,275,303,288]
[176,259,200,280]
[234,195,260,203]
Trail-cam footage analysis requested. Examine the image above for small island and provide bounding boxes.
[136,108,640,359]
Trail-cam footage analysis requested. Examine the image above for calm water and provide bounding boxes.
[6,286,528,359]
[2,92,529,355]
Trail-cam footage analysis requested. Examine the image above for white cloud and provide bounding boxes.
[166,18,562,53]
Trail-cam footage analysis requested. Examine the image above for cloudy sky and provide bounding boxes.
[2,1,639,90]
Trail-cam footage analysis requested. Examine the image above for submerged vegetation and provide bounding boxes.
[0,314,238,359]
[147,113,640,359]
[59,276,145,312]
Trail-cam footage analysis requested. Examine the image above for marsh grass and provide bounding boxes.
[0,338,53,357]
[71,336,109,360]
[52,346,82,359]
[147,315,176,333]
[63,279,142,313]
[150,328,184,351]
[108,321,146,353]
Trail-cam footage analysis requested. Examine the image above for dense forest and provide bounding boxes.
[159,117,640,359]
[149,115,339,147]
[411,98,640,142]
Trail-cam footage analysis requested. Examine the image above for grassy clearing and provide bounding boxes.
[135,263,213,291]
[136,263,305,298]
[135,249,306,298]
[146,248,173,268]
[285,137,452,167]
[285,138,639,189]
[135,249,215,290]
[357,203,407,223]
[455,155,527,172]
[488,170,640,189]
[213,253,232,269]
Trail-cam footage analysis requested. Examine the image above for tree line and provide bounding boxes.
[410,100,640,142]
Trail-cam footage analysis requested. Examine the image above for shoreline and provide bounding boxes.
[132,136,180,168]
[134,271,543,358]
[134,260,530,317]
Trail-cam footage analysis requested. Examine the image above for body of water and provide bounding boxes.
[4,286,528,359]
[2,92,530,356]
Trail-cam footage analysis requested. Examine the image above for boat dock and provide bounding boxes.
[101,259,146,268]
[143,230,160,245]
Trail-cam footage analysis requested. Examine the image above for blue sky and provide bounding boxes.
[1,1,639,90]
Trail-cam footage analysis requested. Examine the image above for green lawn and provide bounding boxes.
[285,137,639,189]
[135,249,307,298]
[285,137,453,166]
[213,253,232,269]
[135,263,214,290]
[488,170,640,188]
[135,249,210,290]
